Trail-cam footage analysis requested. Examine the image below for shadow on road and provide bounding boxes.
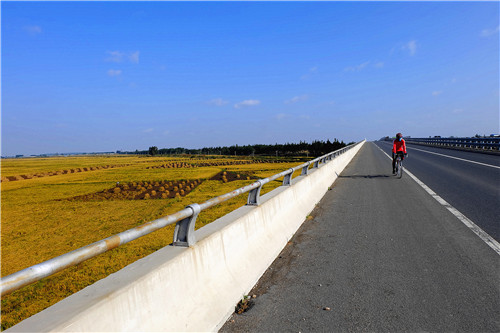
[339,174,391,179]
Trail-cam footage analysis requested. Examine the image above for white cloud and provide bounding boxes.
[107,69,122,77]
[129,51,140,64]
[432,90,443,96]
[284,95,309,104]
[24,25,42,35]
[481,25,500,37]
[275,113,287,120]
[106,50,140,63]
[374,62,384,68]
[207,98,229,106]
[345,61,370,72]
[106,51,124,62]
[143,128,154,133]
[403,40,417,56]
[234,99,260,109]
[301,67,318,80]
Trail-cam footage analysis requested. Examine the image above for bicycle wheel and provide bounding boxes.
[397,159,403,178]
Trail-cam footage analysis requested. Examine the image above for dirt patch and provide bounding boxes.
[1,164,129,183]
[66,179,204,201]
[146,159,286,170]
[210,171,255,183]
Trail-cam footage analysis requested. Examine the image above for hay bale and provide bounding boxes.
[180,190,185,196]
[161,193,168,199]
[144,193,150,200]
[151,190,157,196]
[165,190,170,196]
[186,186,191,191]
[159,187,165,192]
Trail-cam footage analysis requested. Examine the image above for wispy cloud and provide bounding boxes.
[143,128,154,133]
[345,61,370,72]
[301,67,318,80]
[374,62,384,68]
[107,69,122,77]
[275,113,287,120]
[432,90,443,96]
[480,25,500,37]
[284,95,309,104]
[129,51,140,64]
[24,25,42,35]
[106,50,140,63]
[234,99,260,109]
[403,40,417,56]
[207,98,229,106]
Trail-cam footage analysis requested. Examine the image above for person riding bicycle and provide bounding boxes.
[392,133,407,174]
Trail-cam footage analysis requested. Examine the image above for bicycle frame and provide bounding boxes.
[395,154,403,178]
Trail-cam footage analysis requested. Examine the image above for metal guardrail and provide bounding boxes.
[0,141,363,296]
[392,137,500,151]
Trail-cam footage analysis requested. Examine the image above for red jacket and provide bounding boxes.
[392,139,407,154]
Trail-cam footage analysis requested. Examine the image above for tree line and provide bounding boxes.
[137,139,350,157]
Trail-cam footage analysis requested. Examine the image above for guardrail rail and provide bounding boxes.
[0,141,363,296]
[385,137,500,151]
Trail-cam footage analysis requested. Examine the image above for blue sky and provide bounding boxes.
[1,1,499,156]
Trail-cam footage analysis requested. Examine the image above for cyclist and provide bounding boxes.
[392,132,407,174]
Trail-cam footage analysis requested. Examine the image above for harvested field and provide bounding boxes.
[67,179,203,201]
[1,154,301,330]
[210,170,254,182]
[0,164,129,183]
[146,159,287,170]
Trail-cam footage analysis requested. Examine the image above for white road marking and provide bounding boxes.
[406,146,499,170]
[376,145,500,255]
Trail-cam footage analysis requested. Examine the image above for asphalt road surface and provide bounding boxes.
[221,142,499,332]
[374,140,499,242]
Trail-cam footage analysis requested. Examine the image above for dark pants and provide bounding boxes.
[392,152,405,170]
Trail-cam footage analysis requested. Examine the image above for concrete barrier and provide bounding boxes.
[7,140,365,332]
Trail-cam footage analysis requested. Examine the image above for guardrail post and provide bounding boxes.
[247,180,263,206]
[313,160,319,168]
[301,162,310,175]
[283,169,294,186]
[173,204,201,247]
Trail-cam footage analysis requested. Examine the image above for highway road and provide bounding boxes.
[221,142,499,332]
[374,140,499,242]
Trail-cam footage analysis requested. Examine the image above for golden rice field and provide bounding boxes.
[0,154,306,330]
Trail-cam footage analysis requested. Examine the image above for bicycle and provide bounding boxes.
[394,152,405,179]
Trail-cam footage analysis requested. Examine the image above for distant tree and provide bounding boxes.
[148,146,159,156]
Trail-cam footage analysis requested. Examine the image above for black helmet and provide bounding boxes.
[396,133,403,139]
